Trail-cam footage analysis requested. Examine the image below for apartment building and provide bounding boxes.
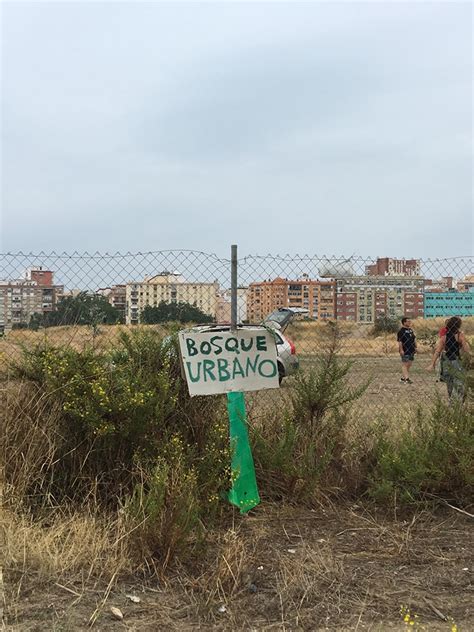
[457,275,474,292]
[366,258,421,277]
[109,285,126,320]
[0,267,62,329]
[247,278,288,322]
[317,282,336,320]
[125,272,219,324]
[424,289,474,318]
[336,276,425,323]
[247,278,335,322]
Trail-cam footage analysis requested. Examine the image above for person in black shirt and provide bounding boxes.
[429,316,470,401]
[397,317,416,384]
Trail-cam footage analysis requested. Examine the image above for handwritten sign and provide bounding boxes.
[178,327,279,396]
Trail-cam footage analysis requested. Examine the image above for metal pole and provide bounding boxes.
[231,244,238,331]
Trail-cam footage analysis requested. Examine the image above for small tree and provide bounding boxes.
[370,315,400,336]
[291,322,369,429]
[141,301,213,324]
[29,313,43,331]
[45,292,123,327]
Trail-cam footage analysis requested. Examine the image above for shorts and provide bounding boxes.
[401,354,415,363]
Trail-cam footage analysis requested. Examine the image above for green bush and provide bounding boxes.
[124,444,202,567]
[39,292,123,327]
[370,315,400,336]
[12,322,28,330]
[368,399,474,504]
[141,301,213,324]
[253,325,369,502]
[7,329,231,561]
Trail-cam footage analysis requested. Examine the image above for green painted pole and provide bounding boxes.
[227,245,259,513]
[227,391,260,513]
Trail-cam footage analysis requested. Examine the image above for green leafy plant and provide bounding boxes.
[141,301,213,324]
[253,324,369,502]
[32,292,123,327]
[368,399,474,504]
[370,315,400,336]
[7,329,231,562]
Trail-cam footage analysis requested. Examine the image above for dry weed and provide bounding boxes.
[175,515,272,625]
[2,508,133,583]
[0,381,61,506]
[0,323,171,370]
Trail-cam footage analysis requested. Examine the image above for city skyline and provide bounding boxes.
[1,258,473,330]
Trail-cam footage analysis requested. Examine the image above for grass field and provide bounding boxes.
[1,320,461,427]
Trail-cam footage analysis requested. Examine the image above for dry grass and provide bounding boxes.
[3,509,133,583]
[1,380,137,590]
[1,318,473,369]
[287,316,474,357]
[0,324,170,370]
[1,381,61,506]
[4,503,472,630]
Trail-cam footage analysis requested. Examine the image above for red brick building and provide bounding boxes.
[366,258,420,277]
[247,278,335,322]
[336,276,424,323]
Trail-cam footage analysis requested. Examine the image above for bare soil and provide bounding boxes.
[3,504,473,631]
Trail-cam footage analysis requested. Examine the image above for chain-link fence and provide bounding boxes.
[1,250,472,420]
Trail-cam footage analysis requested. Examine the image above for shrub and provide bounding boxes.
[124,446,202,568]
[141,301,213,324]
[368,398,474,504]
[12,322,28,330]
[370,315,400,336]
[4,329,231,563]
[416,328,439,352]
[253,324,369,502]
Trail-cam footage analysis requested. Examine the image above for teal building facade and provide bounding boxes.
[424,289,474,318]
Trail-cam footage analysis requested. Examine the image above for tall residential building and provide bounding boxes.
[125,272,219,324]
[0,268,62,329]
[247,278,335,322]
[336,276,425,323]
[247,278,288,322]
[317,282,336,320]
[109,285,126,320]
[26,267,55,286]
[366,258,421,277]
[424,289,474,318]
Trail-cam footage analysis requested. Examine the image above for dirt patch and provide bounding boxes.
[3,503,472,631]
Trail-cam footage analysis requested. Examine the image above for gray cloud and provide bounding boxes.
[1,2,472,257]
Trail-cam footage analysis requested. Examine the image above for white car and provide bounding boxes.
[262,307,307,382]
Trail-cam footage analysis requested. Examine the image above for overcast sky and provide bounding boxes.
[1,1,472,258]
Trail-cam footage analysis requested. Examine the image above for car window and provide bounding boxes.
[264,310,291,326]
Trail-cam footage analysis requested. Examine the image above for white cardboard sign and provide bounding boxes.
[178,327,279,396]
